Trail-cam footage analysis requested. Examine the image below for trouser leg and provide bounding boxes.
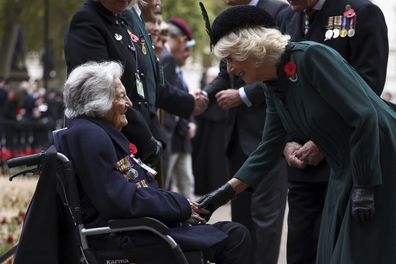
[173,153,195,199]
[287,181,327,264]
[165,153,178,190]
[252,158,288,264]
[204,221,253,264]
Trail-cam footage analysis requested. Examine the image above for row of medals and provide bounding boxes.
[325,5,356,41]
[324,15,355,41]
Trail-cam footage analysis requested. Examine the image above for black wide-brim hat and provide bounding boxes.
[209,5,276,47]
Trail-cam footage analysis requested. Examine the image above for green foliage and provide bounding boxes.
[0,0,226,82]
[162,0,226,59]
[0,0,82,82]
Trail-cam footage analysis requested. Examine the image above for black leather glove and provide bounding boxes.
[197,183,236,221]
[351,186,375,223]
[141,136,162,167]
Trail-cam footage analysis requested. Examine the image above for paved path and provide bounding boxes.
[208,202,288,264]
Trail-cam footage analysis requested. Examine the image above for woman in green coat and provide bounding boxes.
[197,5,396,263]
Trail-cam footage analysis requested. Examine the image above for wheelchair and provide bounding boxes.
[0,145,205,264]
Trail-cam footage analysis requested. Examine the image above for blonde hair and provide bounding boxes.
[213,26,290,64]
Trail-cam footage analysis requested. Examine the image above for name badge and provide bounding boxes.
[135,73,145,99]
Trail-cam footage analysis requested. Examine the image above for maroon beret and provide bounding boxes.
[168,17,193,41]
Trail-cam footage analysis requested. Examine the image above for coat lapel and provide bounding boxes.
[82,117,130,155]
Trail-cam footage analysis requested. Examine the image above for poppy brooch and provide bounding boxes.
[283,61,298,82]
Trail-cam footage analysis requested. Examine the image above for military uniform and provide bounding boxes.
[122,7,196,118]
[235,41,396,264]
[64,0,163,155]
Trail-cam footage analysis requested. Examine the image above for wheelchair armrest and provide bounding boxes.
[108,217,170,236]
[7,152,45,168]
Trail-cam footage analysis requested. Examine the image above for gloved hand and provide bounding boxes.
[197,183,236,221]
[141,136,162,167]
[351,186,375,223]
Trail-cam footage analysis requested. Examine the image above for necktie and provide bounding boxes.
[304,9,318,37]
[177,70,189,92]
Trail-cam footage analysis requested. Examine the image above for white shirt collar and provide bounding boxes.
[133,4,142,17]
[249,0,259,6]
[164,42,171,53]
[311,0,326,11]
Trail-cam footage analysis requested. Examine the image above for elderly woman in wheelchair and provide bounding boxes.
[50,61,251,263]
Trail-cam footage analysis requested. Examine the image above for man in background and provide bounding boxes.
[203,1,289,263]
[160,18,197,199]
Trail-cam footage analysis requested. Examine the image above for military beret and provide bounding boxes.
[210,5,276,46]
[168,17,193,41]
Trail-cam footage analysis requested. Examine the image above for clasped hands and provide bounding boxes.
[191,90,208,116]
[215,89,242,110]
[283,140,324,169]
[191,88,242,115]
[284,141,375,223]
[190,183,237,222]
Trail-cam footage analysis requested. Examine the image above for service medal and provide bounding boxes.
[141,43,147,55]
[141,39,147,55]
[340,28,348,38]
[126,167,139,181]
[332,16,342,39]
[347,10,356,38]
[325,29,333,41]
[324,16,334,41]
[332,29,340,39]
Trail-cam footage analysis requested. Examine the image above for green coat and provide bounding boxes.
[234,41,396,263]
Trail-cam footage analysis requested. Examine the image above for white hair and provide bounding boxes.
[213,26,290,64]
[63,61,124,119]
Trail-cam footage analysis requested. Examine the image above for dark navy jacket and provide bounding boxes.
[64,0,163,152]
[54,117,227,249]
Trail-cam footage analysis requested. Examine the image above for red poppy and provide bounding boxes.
[7,235,14,245]
[283,61,297,77]
[129,32,139,43]
[128,143,138,155]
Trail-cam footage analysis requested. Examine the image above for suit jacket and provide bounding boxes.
[122,8,195,118]
[64,0,163,153]
[160,48,194,153]
[54,116,227,250]
[277,0,388,95]
[204,0,289,156]
[272,0,388,181]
